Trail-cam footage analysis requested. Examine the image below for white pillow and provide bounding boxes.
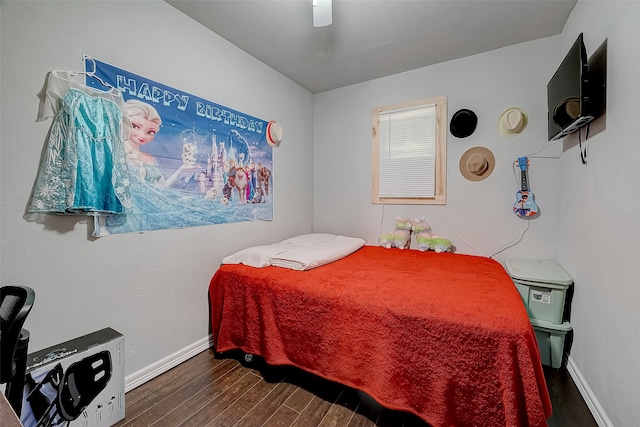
[221,242,298,268]
[280,233,337,247]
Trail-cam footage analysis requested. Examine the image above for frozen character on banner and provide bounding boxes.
[221,159,237,204]
[94,100,258,236]
[123,100,200,187]
[228,130,251,168]
[250,161,258,191]
[243,165,255,201]
[234,166,249,204]
[257,162,271,196]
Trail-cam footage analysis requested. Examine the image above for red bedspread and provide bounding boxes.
[209,246,552,427]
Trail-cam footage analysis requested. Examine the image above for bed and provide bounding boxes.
[209,237,552,427]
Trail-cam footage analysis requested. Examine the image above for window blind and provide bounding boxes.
[378,104,436,198]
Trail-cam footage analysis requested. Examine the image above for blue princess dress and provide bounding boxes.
[28,71,131,214]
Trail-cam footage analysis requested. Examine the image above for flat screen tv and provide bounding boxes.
[547,33,605,141]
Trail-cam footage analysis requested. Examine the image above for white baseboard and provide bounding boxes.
[566,356,613,427]
[124,335,213,393]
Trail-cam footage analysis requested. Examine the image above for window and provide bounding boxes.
[372,96,447,205]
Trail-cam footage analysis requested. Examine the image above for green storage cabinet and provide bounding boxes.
[505,258,574,368]
[505,258,573,324]
[530,318,572,368]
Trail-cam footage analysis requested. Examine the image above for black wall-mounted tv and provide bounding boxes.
[547,33,606,141]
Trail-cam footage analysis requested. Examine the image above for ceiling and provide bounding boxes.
[167,0,577,94]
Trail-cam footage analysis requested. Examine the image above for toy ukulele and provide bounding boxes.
[514,157,538,218]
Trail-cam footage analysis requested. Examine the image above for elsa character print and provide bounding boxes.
[123,99,200,187]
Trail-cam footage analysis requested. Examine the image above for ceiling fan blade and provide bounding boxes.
[313,0,332,27]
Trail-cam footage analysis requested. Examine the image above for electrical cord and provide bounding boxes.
[525,139,562,160]
[489,218,530,258]
[439,206,484,256]
[379,199,385,237]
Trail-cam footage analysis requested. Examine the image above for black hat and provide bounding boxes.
[450,109,478,138]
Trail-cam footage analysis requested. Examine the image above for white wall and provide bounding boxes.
[3,0,638,424]
[313,36,563,262]
[0,1,314,376]
[313,2,640,425]
[557,2,640,426]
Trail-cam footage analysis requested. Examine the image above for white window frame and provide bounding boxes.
[371,96,447,205]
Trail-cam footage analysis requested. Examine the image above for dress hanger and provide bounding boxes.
[67,57,116,91]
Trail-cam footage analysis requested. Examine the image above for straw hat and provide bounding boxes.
[498,107,528,136]
[450,109,478,138]
[266,121,282,147]
[459,146,495,181]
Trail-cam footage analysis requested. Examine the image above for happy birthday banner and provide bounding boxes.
[84,55,273,236]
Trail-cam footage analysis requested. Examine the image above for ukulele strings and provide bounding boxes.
[512,160,521,191]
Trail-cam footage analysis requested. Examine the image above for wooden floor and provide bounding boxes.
[114,349,598,427]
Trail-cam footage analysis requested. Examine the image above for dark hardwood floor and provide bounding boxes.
[114,349,597,427]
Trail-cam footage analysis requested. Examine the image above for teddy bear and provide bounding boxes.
[412,217,452,253]
[379,217,413,249]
